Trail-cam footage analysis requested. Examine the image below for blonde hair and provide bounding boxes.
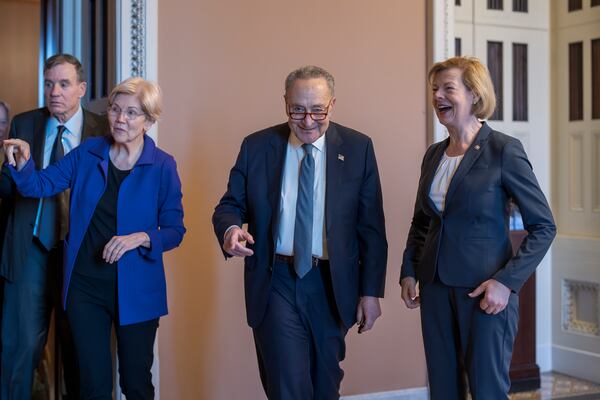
[109,77,162,122]
[428,56,496,120]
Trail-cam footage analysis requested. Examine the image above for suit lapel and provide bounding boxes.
[31,108,101,171]
[268,126,289,245]
[420,140,447,215]
[325,124,343,233]
[443,123,492,209]
[81,109,101,140]
[32,109,50,170]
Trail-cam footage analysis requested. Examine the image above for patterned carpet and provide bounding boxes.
[510,372,600,400]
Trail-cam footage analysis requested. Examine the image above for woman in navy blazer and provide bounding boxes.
[4,77,185,399]
[400,57,555,399]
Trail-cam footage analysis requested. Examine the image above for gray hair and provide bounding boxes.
[285,65,335,98]
[44,54,85,83]
[0,100,9,119]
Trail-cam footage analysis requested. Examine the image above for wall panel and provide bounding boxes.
[157,1,428,398]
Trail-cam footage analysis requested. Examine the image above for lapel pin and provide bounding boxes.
[474,144,480,150]
[338,154,345,161]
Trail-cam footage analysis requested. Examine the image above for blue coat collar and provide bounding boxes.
[87,134,157,166]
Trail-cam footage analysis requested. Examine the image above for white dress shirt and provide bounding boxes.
[429,152,463,213]
[276,132,328,259]
[42,105,84,167]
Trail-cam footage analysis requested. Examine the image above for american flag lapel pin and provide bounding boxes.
[338,154,345,161]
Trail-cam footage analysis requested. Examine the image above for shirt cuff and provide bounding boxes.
[223,225,240,241]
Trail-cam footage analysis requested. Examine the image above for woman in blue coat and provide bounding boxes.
[400,57,555,399]
[4,77,185,400]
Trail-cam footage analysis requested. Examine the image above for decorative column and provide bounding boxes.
[428,0,455,144]
[115,1,160,398]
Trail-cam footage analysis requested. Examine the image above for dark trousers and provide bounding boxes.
[1,240,78,400]
[253,259,347,400]
[420,278,519,400]
[66,271,158,400]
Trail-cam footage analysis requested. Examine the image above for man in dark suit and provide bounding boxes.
[0,54,107,399]
[0,100,11,381]
[213,65,388,399]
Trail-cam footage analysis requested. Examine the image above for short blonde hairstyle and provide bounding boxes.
[428,56,496,120]
[108,77,162,122]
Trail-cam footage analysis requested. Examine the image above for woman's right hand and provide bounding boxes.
[3,139,30,171]
[401,277,421,309]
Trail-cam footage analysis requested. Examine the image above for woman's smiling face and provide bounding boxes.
[431,67,479,130]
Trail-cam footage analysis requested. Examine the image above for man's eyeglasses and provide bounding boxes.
[107,104,145,121]
[287,99,332,121]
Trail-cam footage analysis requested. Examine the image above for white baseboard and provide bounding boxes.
[553,344,600,384]
[341,387,429,400]
[537,343,553,372]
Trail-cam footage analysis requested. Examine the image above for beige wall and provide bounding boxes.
[0,0,39,117]
[158,1,428,398]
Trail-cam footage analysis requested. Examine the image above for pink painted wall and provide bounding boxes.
[158,1,428,398]
[0,0,40,115]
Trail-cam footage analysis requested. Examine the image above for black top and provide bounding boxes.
[73,160,131,280]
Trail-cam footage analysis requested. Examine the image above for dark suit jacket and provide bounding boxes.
[400,122,556,293]
[0,107,108,282]
[213,122,388,329]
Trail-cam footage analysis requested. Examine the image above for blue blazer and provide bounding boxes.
[9,135,186,325]
[400,122,555,292]
[0,107,107,282]
[213,122,388,329]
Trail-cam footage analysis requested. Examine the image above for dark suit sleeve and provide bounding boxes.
[212,138,248,258]
[357,138,388,297]
[493,139,556,293]
[400,145,436,282]
[400,203,430,282]
[0,164,15,198]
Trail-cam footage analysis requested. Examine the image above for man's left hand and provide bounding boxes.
[468,279,511,315]
[355,296,382,334]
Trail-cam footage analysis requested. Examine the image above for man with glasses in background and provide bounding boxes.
[0,54,107,399]
[213,65,388,399]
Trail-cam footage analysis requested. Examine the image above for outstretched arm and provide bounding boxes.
[213,138,250,259]
[4,138,75,198]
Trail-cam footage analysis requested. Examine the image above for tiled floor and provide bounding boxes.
[510,372,600,400]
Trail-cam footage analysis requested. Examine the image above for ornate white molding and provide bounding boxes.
[430,0,454,62]
[428,0,455,143]
[114,2,159,397]
[442,0,451,59]
[117,0,157,140]
[130,0,146,77]
[562,279,600,337]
